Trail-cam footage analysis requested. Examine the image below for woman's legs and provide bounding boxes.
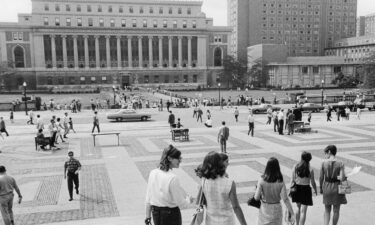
[332,205,341,225]
[299,204,308,225]
[296,203,301,225]
[324,205,332,225]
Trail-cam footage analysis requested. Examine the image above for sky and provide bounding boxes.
[0,0,374,26]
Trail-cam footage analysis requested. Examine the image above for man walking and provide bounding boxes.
[272,110,279,132]
[27,109,34,125]
[168,111,175,128]
[234,107,239,122]
[217,121,230,153]
[278,109,284,135]
[287,109,295,135]
[63,112,69,138]
[197,107,203,122]
[266,107,272,124]
[92,111,100,133]
[247,111,255,137]
[64,151,81,201]
[0,117,9,137]
[48,119,58,149]
[0,166,22,225]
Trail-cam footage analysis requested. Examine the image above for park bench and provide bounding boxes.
[171,128,189,142]
[91,132,120,146]
[35,137,51,151]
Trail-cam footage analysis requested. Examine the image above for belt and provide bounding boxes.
[261,200,280,204]
[151,205,179,210]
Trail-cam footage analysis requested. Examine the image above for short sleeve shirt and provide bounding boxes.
[64,158,81,173]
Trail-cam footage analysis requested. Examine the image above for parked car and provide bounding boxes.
[329,101,365,112]
[107,109,151,121]
[301,103,324,112]
[251,104,281,114]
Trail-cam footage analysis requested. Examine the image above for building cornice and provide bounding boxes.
[31,0,203,7]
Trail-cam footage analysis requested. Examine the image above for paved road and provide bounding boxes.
[0,107,374,225]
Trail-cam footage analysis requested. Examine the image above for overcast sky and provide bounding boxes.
[0,0,374,26]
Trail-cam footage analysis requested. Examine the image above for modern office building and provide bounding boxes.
[356,16,365,37]
[0,0,231,90]
[228,0,357,61]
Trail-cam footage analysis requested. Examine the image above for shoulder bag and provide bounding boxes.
[338,180,351,195]
[247,185,261,209]
[190,179,205,225]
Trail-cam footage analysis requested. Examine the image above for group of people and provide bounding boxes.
[326,106,361,122]
[145,144,348,225]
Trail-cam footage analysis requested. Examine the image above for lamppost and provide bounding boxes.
[23,82,28,115]
[321,79,325,106]
[112,85,116,105]
[218,83,221,109]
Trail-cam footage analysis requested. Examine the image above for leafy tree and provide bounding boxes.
[248,58,269,88]
[359,51,375,88]
[220,55,247,88]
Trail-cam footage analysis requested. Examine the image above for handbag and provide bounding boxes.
[190,179,205,225]
[338,180,351,194]
[247,195,261,208]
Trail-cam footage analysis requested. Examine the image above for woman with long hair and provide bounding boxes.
[201,151,247,225]
[290,152,317,225]
[319,145,347,225]
[254,157,295,225]
[145,145,193,225]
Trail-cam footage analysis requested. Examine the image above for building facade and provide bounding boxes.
[228,0,357,61]
[0,0,231,90]
[247,44,357,88]
[356,16,365,37]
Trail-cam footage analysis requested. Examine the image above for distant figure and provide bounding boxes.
[0,117,9,137]
[234,107,239,122]
[27,109,35,125]
[345,107,350,120]
[308,111,312,123]
[64,151,81,201]
[356,107,361,120]
[92,111,100,133]
[9,111,14,123]
[159,99,163,111]
[205,118,213,128]
[176,118,183,128]
[197,107,203,122]
[68,117,76,133]
[168,111,175,128]
[217,121,230,154]
[278,109,285,135]
[266,107,272,124]
[247,111,255,137]
[206,109,211,119]
[287,110,295,135]
[273,110,279,132]
[327,107,332,122]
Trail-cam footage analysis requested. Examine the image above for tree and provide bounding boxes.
[248,58,269,88]
[221,55,247,88]
[359,51,375,88]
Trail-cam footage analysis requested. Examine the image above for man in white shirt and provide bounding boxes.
[278,109,284,135]
[247,111,255,137]
[63,112,69,138]
[36,115,44,131]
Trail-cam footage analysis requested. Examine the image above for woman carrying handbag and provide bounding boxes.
[319,145,347,225]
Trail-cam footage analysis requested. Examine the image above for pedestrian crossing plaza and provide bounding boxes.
[0,109,375,225]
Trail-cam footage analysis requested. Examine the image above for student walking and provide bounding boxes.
[247,111,255,137]
[145,145,193,225]
[218,121,230,154]
[55,118,65,143]
[254,157,295,225]
[0,117,9,137]
[68,117,76,133]
[64,151,81,201]
[200,152,248,225]
[0,166,22,225]
[92,111,100,133]
[234,107,239,122]
[319,145,347,225]
[290,152,317,225]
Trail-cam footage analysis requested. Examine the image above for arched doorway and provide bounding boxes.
[214,47,222,67]
[14,46,25,68]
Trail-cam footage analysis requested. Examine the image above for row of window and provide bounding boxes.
[12,32,24,41]
[45,4,192,15]
[44,17,197,29]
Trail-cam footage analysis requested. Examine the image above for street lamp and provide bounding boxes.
[218,83,221,109]
[321,79,325,106]
[23,82,28,115]
[112,85,116,106]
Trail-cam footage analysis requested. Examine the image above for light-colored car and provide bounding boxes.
[107,109,151,121]
[301,103,324,112]
[251,104,281,114]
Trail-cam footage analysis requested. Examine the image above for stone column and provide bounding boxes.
[188,36,192,68]
[178,36,182,67]
[117,35,122,68]
[106,35,111,68]
[51,35,56,68]
[127,36,132,68]
[95,35,100,68]
[148,36,153,68]
[83,35,89,68]
[73,35,78,68]
[158,36,163,68]
[62,35,67,68]
[168,36,172,68]
[138,36,143,68]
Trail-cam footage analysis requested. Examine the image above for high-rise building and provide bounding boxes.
[356,16,366,37]
[228,0,357,61]
[0,0,231,90]
[365,13,375,36]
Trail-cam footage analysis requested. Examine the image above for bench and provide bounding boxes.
[171,128,189,142]
[91,132,120,146]
[35,137,51,151]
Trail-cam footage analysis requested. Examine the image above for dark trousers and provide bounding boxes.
[288,124,294,135]
[273,118,279,132]
[197,114,202,122]
[220,138,227,153]
[152,206,181,225]
[278,120,284,134]
[67,172,79,199]
[50,132,57,147]
[248,122,254,136]
[0,128,9,136]
[235,115,239,122]
[92,123,100,133]
[266,117,271,124]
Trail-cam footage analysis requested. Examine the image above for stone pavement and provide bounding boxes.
[0,107,375,225]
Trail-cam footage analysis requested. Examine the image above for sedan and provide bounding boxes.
[107,109,151,121]
[301,103,324,112]
[251,104,281,114]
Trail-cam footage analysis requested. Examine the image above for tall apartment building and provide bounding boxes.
[228,0,357,61]
[365,13,375,36]
[356,16,365,37]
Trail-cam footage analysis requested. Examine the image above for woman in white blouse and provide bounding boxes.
[145,145,193,225]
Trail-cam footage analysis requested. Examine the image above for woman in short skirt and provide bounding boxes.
[290,152,317,225]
